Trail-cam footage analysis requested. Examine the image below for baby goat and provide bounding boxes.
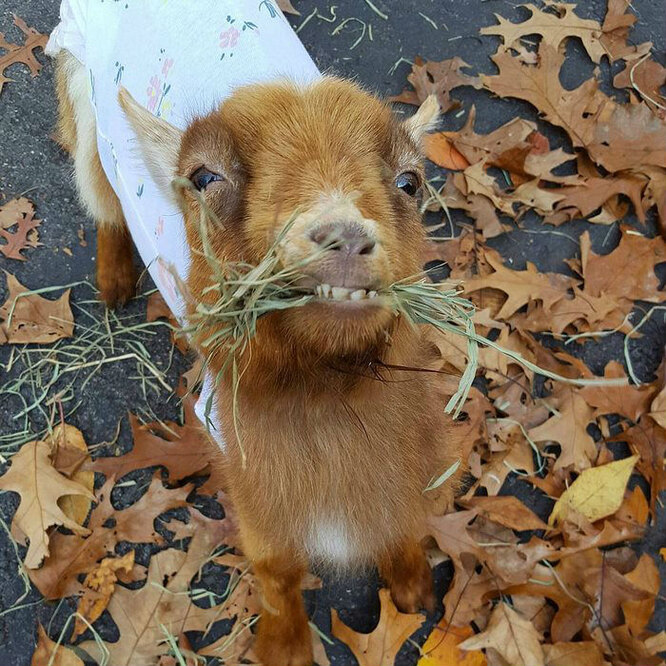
[52,14,461,666]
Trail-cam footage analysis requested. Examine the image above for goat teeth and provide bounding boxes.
[315,285,323,297]
[350,289,366,301]
[331,287,349,301]
[321,284,331,298]
[368,290,377,299]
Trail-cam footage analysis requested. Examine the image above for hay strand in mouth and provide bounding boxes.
[168,177,627,457]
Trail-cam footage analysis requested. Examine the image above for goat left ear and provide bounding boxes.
[118,86,183,200]
[403,95,440,145]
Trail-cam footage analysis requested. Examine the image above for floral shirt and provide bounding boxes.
[46,0,321,449]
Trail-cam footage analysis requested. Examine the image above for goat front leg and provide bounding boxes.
[242,529,313,666]
[378,538,435,614]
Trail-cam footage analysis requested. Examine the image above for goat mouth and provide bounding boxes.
[313,284,381,303]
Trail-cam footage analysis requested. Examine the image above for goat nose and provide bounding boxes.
[309,222,376,256]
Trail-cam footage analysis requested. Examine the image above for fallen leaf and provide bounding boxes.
[543,641,610,666]
[390,56,480,111]
[462,495,548,531]
[31,624,84,666]
[331,588,425,666]
[548,455,639,526]
[424,133,470,170]
[0,196,41,260]
[418,619,486,665]
[528,387,597,472]
[0,440,94,568]
[463,250,576,320]
[0,15,48,95]
[460,602,545,666]
[80,517,232,666]
[47,424,94,527]
[73,551,135,638]
[0,273,74,344]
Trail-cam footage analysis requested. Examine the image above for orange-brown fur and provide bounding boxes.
[56,54,462,666]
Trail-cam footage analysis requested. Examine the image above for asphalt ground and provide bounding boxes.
[0,0,665,664]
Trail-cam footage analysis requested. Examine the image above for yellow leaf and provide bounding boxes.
[548,455,639,526]
[418,619,486,665]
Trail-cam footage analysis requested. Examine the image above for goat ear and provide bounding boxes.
[403,94,440,145]
[118,86,183,198]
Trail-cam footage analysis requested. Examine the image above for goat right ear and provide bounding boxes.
[118,87,183,199]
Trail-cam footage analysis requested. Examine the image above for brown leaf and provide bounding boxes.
[31,624,84,666]
[73,551,135,638]
[424,133,470,170]
[28,475,199,599]
[462,495,547,531]
[463,249,576,320]
[578,361,656,422]
[80,517,232,666]
[528,387,596,472]
[418,619,487,665]
[482,45,666,173]
[460,602,545,666]
[581,227,666,304]
[89,409,213,482]
[0,440,94,568]
[331,588,426,666]
[543,641,610,666]
[0,196,41,260]
[47,424,95,527]
[390,56,480,111]
[0,273,74,344]
[480,3,637,64]
[0,15,48,95]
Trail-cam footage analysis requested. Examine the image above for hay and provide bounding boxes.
[169,177,627,457]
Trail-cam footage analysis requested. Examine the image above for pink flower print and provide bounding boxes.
[161,57,174,78]
[155,216,164,238]
[146,75,160,112]
[219,26,240,49]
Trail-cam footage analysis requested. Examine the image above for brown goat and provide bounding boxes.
[55,51,462,665]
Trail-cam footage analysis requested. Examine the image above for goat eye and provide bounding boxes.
[395,171,420,196]
[190,167,223,191]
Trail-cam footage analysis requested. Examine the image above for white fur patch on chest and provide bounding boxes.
[306,518,356,565]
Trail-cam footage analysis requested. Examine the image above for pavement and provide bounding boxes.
[0,0,664,664]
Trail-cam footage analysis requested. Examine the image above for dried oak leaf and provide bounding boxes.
[80,517,232,666]
[482,45,666,173]
[614,57,666,116]
[89,410,212,482]
[32,624,84,666]
[0,196,41,260]
[549,455,638,526]
[461,495,547,532]
[390,56,481,112]
[28,475,194,599]
[463,249,577,320]
[580,227,666,304]
[542,641,610,666]
[0,273,74,344]
[331,588,426,666]
[47,423,94,527]
[460,602,545,666]
[528,387,596,472]
[481,2,648,65]
[417,618,486,666]
[423,133,469,170]
[578,361,656,422]
[73,550,135,638]
[609,417,666,516]
[0,440,94,569]
[0,15,48,95]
